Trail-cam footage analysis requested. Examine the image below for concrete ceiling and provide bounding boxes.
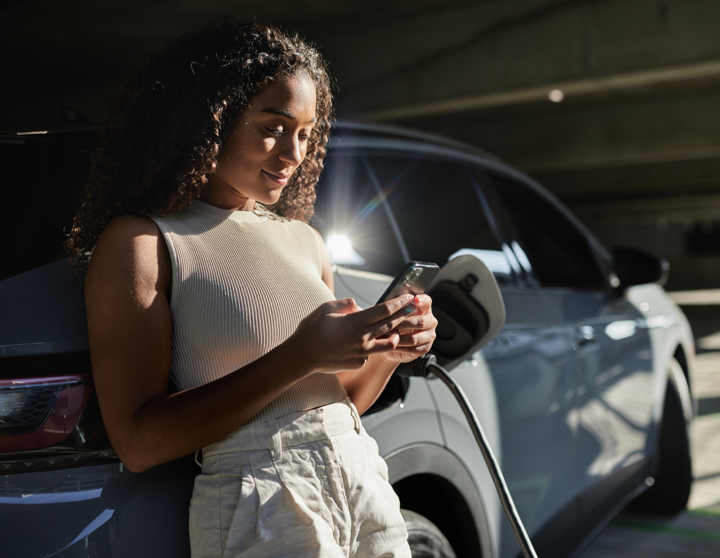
[0,0,480,129]
[4,0,720,229]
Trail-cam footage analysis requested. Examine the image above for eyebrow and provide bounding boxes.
[261,107,317,124]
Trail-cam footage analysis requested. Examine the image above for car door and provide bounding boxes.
[483,171,655,536]
[362,152,581,558]
[312,148,448,441]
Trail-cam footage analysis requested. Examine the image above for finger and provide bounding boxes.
[392,342,434,357]
[395,314,438,333]
[395,332,435,348]
[327,298,362,315]
[411,294,433,315]
[358,294,414,326]
[366,305,417,338]
[365,333,400,354]
[395,330,436,348]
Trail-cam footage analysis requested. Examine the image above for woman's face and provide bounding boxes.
[205,73,317,210]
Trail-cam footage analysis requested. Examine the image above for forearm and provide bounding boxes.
[94,291,419,472]
[338,355,399,415]
[114,344,309,472]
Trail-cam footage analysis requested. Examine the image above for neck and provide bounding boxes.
[199,175,256,211]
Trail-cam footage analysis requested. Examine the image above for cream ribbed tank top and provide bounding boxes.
[151,200,347,425]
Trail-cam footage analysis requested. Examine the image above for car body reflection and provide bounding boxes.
[0,459,196,558]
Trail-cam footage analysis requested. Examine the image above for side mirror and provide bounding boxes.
[425,255,506,370]
[612,246,669,290]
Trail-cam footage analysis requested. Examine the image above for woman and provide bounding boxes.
[68,22,437,557]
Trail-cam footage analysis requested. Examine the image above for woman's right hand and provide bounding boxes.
[286,295,416,375]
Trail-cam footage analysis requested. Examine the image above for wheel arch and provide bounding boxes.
[633,353,694,514]
[385,443,494,558]
[673,344,696,417]
[668,355,694,424]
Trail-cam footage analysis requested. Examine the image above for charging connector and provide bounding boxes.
[412,354,539,558]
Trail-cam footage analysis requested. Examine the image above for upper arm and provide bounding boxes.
[85,215,174,448]
[311,226,334,295]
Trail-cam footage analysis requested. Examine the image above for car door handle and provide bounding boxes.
[574,325,596,348]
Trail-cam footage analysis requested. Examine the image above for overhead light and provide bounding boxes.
[548,89,564,103]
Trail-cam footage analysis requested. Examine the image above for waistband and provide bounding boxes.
[203,397,362,460]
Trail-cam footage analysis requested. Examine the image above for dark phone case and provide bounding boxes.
[376,262,439,304]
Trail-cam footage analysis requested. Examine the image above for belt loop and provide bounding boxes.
[268,419,283,460]
[346,397,361,434]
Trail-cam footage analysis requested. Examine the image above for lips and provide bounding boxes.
[262,170,291,186]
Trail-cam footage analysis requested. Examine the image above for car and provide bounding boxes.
[0,121,695,558]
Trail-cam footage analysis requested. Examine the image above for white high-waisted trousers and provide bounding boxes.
[189,398,411,558]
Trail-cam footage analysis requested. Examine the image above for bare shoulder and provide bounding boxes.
[97,214,164,249]
[86,215,171,304]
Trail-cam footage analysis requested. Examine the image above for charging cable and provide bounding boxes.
[402,354,539,558]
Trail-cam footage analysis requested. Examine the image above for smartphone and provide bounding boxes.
[376,261,440,305]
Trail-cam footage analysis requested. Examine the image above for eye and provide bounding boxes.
[299,129,316,142]
[266,127,284,137]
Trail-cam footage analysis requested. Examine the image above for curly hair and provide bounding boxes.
[66,22,334,268]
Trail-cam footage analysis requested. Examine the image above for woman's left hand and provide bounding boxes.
[378,294,438,364]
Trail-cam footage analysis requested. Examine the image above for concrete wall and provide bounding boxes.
[318,0,720,114]
[302,0,720,290]
[3,0,719,289]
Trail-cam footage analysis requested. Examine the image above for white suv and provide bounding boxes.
[0,122,695,558]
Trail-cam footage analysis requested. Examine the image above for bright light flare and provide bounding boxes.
[328,235,352,255]
[327,234,366,266]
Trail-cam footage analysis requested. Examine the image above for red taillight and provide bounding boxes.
[0,374,118,472]
[0,375,92,452]
[0,386,59,435]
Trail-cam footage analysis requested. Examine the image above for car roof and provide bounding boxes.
[2,121,612,281]
[332,121,500,162]
[2,121,605,256]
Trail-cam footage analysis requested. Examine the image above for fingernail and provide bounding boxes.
[403,294,414,303]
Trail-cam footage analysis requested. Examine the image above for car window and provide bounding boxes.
[482,171,606,290]
[312,152,407,276]
[364,153,512,283]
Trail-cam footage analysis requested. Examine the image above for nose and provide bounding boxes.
[278,133,305,167]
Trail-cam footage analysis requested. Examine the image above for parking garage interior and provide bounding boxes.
[2,1,720,556]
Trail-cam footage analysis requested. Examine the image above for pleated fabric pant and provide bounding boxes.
[189,398,411,558]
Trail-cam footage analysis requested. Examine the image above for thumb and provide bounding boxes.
[329,298,362,315]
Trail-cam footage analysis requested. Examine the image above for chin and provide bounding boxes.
[259,189,284,206]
